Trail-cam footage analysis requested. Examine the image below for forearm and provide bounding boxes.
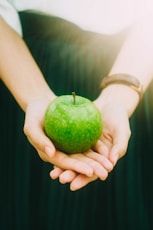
[0,16,55,111]
[97,14,153,117]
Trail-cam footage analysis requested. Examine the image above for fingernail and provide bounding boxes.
[45,146,54,158]
[70,184,77,191]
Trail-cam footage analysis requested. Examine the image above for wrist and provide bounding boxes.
[95,84,140,118]
[21,87,56,112]
[101,73,143,101]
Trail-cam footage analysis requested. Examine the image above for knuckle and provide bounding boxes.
[23,124,29,136]
[37,151,48,162]
[91,161,100,169]
[120,146,127,158]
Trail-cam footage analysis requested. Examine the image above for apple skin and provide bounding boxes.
[44,95,103,154]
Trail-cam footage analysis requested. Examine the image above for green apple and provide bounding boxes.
[44,93,103,154]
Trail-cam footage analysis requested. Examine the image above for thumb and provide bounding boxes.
[24,119,56,158]
[109,134,129,166]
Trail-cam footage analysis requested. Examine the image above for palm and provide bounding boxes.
[50,101,131,191]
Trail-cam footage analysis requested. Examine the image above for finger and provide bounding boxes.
[93,140,109,157]
[24,121,55,158]
[50,167,78,184]
[109,135,129,166]
[48,152,94,177]
[59,170,77,184]
[72,153,109,180]
[35,148,94,177]
[70,175,98,191]
[36,149,52,162]
[85,150,113,172]
[49,167,64,180]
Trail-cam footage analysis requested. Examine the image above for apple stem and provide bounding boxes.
[72,92,76,104]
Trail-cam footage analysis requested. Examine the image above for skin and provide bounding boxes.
[1,12,153,191]
[50,90,132,190]
[0,16,113,180]
[50,14,153,190]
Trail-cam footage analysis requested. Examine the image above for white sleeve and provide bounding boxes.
[0,0,22,35]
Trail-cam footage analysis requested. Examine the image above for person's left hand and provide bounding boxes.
[49,97,131,191]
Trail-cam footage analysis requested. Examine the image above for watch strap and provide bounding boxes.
[101,73,143,101]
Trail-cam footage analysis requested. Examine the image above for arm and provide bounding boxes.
[0,16,55,111]
[52,14,153,190]
[0,16,113,178]
[95,13,153,165]
[97,13,153,117]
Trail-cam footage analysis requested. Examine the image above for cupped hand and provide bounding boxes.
[23,96,113,178]
[50,100,131,191]
[94,99,131,165]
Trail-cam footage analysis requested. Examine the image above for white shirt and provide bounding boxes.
[0,0,22,34]
[1,0,153,35]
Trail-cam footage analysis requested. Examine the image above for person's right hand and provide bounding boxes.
[23,96,113,179]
